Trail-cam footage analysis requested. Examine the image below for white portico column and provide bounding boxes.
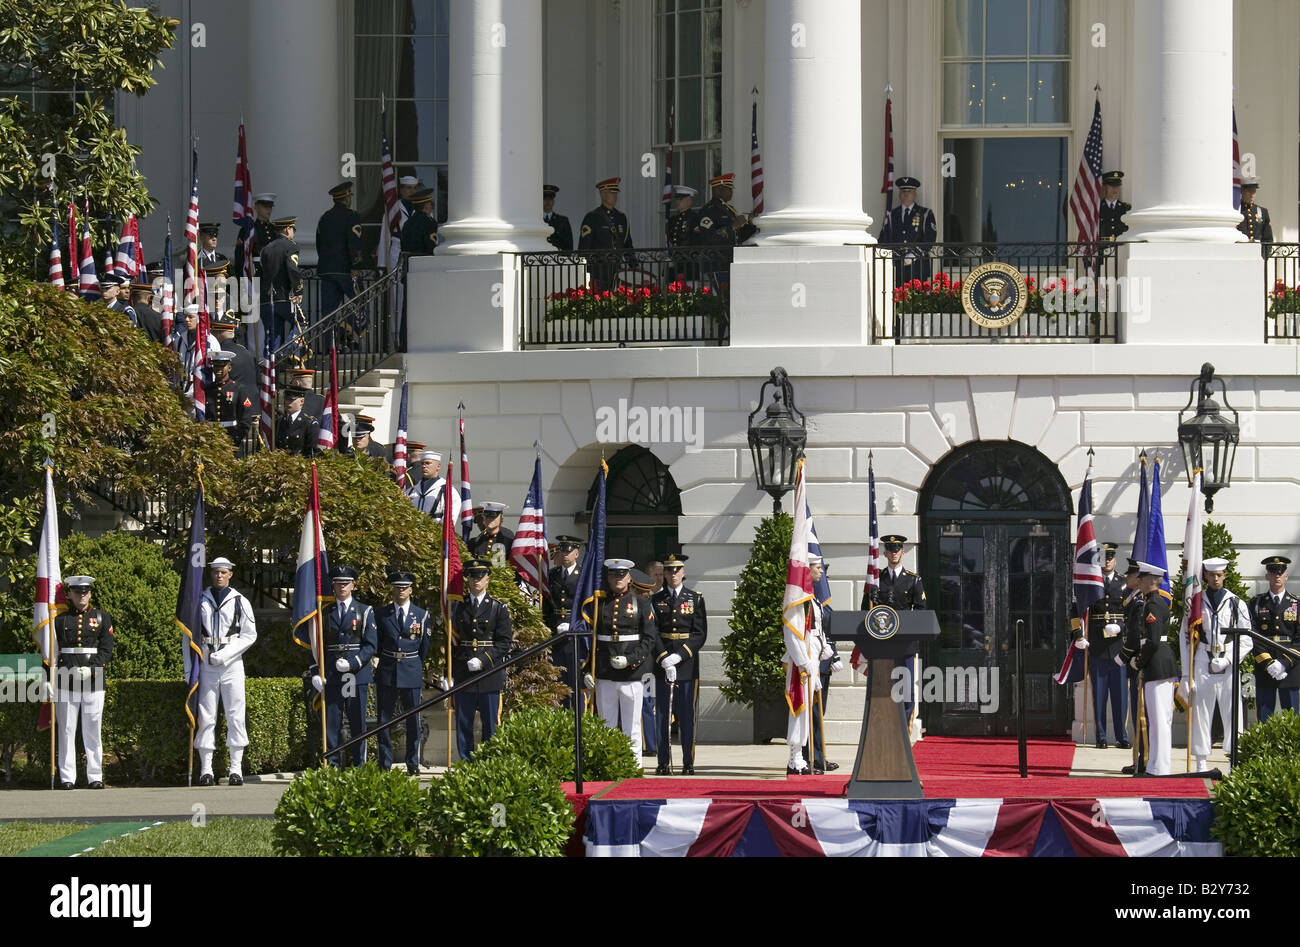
[438,0,551,255]
[1120,0,1262,344]
[754,0,873,246]
[247,0,341,264]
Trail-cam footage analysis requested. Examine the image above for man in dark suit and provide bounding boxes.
[878,176,937,285]
[451,558,514,759]
[863,535,928,736]
[309,565,378,768]
[1250,555,1300,723]
[578,177,632,292]
[1238,179,1273,257]
[1130,563,1176,776]
[651,552,707,775]
[130,282,164,343]
[374,571,430,774]
[543,184,573,251]
[545,536,585,712]
[1070,543,1130,749]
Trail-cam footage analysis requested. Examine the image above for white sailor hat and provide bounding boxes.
[418,449,442,463]
[1202,557,1229,572]
[183,303,201,315]
[1137,561,1166,578]
[209,557,235,570]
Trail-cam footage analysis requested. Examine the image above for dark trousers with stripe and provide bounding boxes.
[326,684,368,768]
[455,691,500,761]
[377,685,421,772]
[1256,684,1300,724]
[655,676,697,768]
[1090,652,1128,743]
[554,639,586,715]
[1127,667,1146,771]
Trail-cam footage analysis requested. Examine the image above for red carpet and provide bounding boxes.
[912,736,1075,778]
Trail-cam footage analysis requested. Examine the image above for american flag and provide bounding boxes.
[317,347,339,451]
[662,105,675,221]
[851,455,883,675]
[161,226,176,342]
[113,215,139,279]
[258,354,275,448]
[392,381,409,486]
[509,454,551,601]
[48,213,64,288]
[1057,463,1104,684]
[750,100,764,216]
[1231,108,1242,211]
[183,149,200,308]
[77,200,99,300]
[1069,99,1104,246]
[66,202,79,291]
[233,124,254,281]
[881,96,895,213]
[458,412,474,542]
[193,265,210,422]
[379,105,403,239]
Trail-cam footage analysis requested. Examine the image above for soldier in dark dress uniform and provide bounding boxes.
[1250,555,1300,723]
[578,177,633,292]
[259,217,303,353]
[204,351,256,453]
[878,176,937,285]
[343,414,390,461]
[316,181,364,320]
[543,184,573,252]
[863,535,928,734]
[1129,563,1176,776]
[544,536,585,712]
[233,193,276,278]
[1098,171,1130,241]
[1070,543,1130,748]
[451,558,514,759]
[689,173,757,296]
[282,367,325,420]
[400,187,438,256]
[1238,179,1272,257]
[275,387,320,456]
[467,502,515,567]
[374,571,430,774]
[211,315,257,399]
[591,559,662,753]
[666,185,698,282]
[197,222,229,269]
[650,552,707,775]
[309,565,378,767]
[52,576,114,789]
[130,282,164,343]
[1119,558,1148,775]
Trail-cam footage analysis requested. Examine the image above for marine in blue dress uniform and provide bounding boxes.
[878,177,937,285]
[544,536,585,713]
[1070,543,1130,749]
[310,565,378,767]
[1250,555,1300,722]
[451,558,514,759]
[862,535,928,731]
[651,553,708,775]
[374,571,430,774]
[467,501,516,567]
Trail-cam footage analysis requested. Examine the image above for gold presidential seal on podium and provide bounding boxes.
[865,605,901,640]
[961,261,1028,329]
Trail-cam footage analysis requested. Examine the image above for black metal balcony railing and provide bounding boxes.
[513,247,733,349]
[1265,244,1300,342]
[872,242,1120,343]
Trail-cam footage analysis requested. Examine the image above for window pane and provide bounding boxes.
[943,62,983,125]
[703,76,721,139]
[355,37,393,98]
[408,37,440,98]
[943,0,983,57]
[703,9,722,74]
[986,0,1028,57]
[940,536,961,571]
[942,137,1069,243]
[355,100,382,160]
[1030,0,1068,55]
[679,76,702,140]
[963,536,984,573]
[985,62,1027,124]
[406,0,443,35]
[679,12,701,76]
[1028,61,1067,123]
[434,33,450,99]
[963,575,984,613]
[678,0,701,9]
[395,35,418,97]
[660,13,676,80]
[684,148,705,196]
[355,0,394,35]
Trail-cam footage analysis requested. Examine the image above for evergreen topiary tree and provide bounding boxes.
[720,513,792,709]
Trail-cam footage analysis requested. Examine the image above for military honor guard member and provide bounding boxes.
[578,177,633,291]
[783,557,833,776]
[130,281,163,343]
[259,216,303,352]
[204,351,256,453]
[100,273,137,326]
[544,535,585,712]
[543,184,573,252]
[232,193,277,278]
[169,303,222,416]
[1098,171,1130,241]
[631,567,660,757]
[590,558,660,752]
[344,414,389,461]
[310,565,378,767]
[1185,557,1252,770]
[397,440,425,491]
[864,535,928,736]
[53,576,114,789]
[400,187,439,256]
[666,185,699,281]
[210,313,257,397]
[451,558,515,759]
[193,558,258,787]
[282,366,325,419]
[1250,555,1300,722]
[316,181,364,319]
[1238,179,1273,258]
[804,555,843,774]
[1070,543,1130,749]
[374,571,430,774]
[689,173,758,249]
[879,176,937,284]
[405,449,460,524]
[1128,562,1176,776]
[1120,558,1148,775]
[467,502,515,566]
[649,553,707,775]
[275,386,321,456]
[197,221,228,269]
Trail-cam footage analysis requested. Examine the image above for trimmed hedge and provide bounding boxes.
[1236,709,1300,767]
[473,705,642,782]
[426,754,573,857]
[1212,754,1300,856]
[273,763,429,857]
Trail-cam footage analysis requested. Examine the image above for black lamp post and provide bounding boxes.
[746,367,807,515]
[1177,363,1240,514]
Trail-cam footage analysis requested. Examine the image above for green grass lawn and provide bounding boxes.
[0,822,91,856]
[83,818,281,857]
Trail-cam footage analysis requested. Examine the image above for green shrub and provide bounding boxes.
[721,513,793,708]
[273,763,429,857]
[1211,754,1300,856]
[473,705,642,782]
[1236,709,1300,766]
[426,754,572,857]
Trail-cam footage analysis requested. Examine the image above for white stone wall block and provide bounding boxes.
[560,383,597,446]
[538,415,578,465]
[969,376,1016,441]
[807,411,907,445]
[1081,412,1175,446]
[803,447,856,479]
[856,447,929,491]
[1035,412,1082,464]
[630,379,669,410]
[670,380,743,413]
[931,378,975,446]
[501,382,561,415]
[1255,446,1300,480]
[413,382,500,418]
[857,377,934,411]
[1256,380,1300,409]
[1008,378,1059,447]
[669,449,740,489]
[1057,378,1136,410]
[463,415,544,449]
[907,411,952,464]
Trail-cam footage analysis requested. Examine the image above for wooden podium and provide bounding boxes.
[828,608,940,800]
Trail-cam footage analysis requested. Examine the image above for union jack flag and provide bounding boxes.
[392,381,409,486]
[509,455,551,601]
[113,215,140,280]
[459,415,474,542]
[48,212,64,288]
[258,354,275,449]
[1057,463,1104,684]
[66,202,79,291]
[183,149,200,308]
[77,200,99,301]
[1069,98,1104,246]
[233,124,255,281]
[750,101,764,216]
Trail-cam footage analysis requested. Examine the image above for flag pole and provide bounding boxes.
[1082,621,1091,746]
[1187,629,1197,772]
[443,447,454,767]
[312,463,327,760]
[45,465,56,790]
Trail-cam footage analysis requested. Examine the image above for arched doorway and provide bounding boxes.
[585,445,681,570]
[918,441,1073,737]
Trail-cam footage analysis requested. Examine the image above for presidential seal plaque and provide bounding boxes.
[961,261,1028,329]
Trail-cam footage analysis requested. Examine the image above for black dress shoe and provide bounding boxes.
[198,773,214,787]
[88,780,104,790]
[60,781,75,790]
[407,768,420,777]
[655,764,672,776]
[1121,764,1146,776]
[682,765,695,775]
[228,773,243,787]
[1096,739,1108,749]
[786,766,809,776]
[1116,740,1132,750]
[823,761,840,771]
[813,766,825,775]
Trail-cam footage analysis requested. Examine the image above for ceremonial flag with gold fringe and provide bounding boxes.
[177,477,206,730]
[33,464,64,732]
[782,461,814,714]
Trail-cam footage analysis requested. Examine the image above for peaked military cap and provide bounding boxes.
[330,564,359,582]
[252,193,277,204]
[479,501,508,515]
[604,558,635,572]
[1102,543,1119,558]
[271,216,297,230]
[329,181,354,197]
[65,576,96,589]
[1137,561,1166,578]
[1101,170,1124,186]
[881,535,909,547]
[543,184,560,197]
[1241,178,1260,189]
[386,570,415,586]
[464,558,492,575]
[198,221,220,234]
[596,177,621,192]
[1125,558,1141,575]
[410,187,434,204]
[895,176,921,189]
[709,173,736,189]
[1263,555,1292,573]
[210,350,234,363]
[555,535,583,548]
[661,552,689,566]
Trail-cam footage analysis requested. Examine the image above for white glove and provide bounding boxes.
[804,661,820,677]
[40,680,54,702]
[610,655,629,671]
[311,674,324,692]
[820,646,835,661]
[665,665,677,683]
[370,655,380,669]
[831,660,844,673]
[1073,637,1089,650]
[582,673,596,690]
[1177,681,1190,704]
[1114,655,1125,667]
[556,622,570,632]
[75,666,93,682]
[1269,660,1287,681]
[1209,656,1230,673]
[661,654,682,670]
[335,657,351,673]
[467,657,483,672]
[812,673,823,692]
[209,651,226,667]
[1130,657,1140,671]
[1103,623,1121,638]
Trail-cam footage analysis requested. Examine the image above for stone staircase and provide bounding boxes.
[336,362,403,444]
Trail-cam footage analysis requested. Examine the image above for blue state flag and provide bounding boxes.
[1134,453,1150,568]
[569,460,608,665]
[1145,458,1172,601]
